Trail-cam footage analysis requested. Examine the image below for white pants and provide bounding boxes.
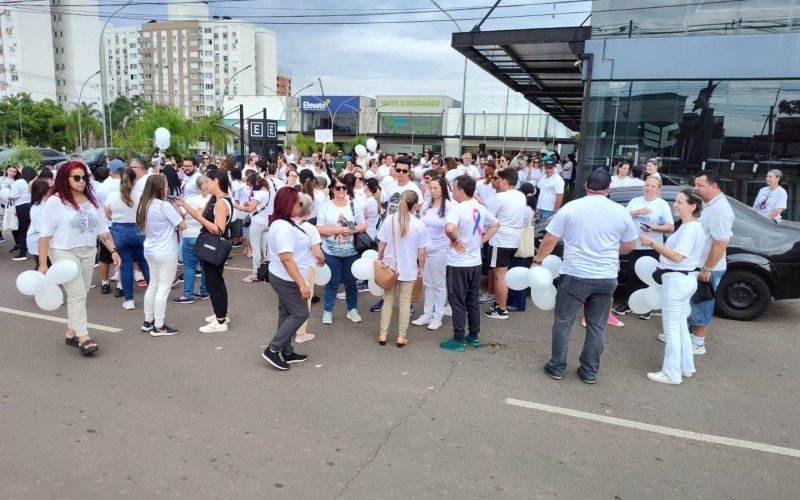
[50,246,96,337]
[422,246,448,321]
[249,220,269,273]
[144,253,178,327]
[660,272,698,381]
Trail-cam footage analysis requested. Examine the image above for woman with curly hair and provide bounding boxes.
[38,162,121,356]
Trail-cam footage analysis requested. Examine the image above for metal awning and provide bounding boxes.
[452,26,590,131]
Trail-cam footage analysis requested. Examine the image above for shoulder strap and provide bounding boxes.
[390,214,399,271]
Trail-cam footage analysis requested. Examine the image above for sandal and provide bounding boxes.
[378,332,387,346]
[65,336,80,348]
[78,339,99,356]
[396,336,409,348]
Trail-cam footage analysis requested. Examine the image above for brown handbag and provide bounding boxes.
[410,277,423,303]
[373,214,399,291]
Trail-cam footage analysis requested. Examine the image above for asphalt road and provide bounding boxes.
[1,251,799,499]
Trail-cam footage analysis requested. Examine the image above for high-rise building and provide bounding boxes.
[103,27,141,104]
[51,0,103,107]
[0,2,56,102]
[277,66,292,96]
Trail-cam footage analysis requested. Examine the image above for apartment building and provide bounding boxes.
[51,0,102,106]
[103,27,140,104]
[276,66,291,96]
[0,3,57,102]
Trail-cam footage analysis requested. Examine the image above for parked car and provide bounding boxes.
[535,186,800,321]
[81,148,125,170]
[0,147,68,167]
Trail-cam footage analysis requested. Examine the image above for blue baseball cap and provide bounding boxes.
[108,159,126,173]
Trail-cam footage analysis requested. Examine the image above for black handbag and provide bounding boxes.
[256,261,270,282]
[193,231,233,266]
[692,280,715,303]
[349,199,375,253]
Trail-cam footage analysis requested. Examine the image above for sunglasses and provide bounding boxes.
[71,174,91,183]
[431,162,439,165]
[354,176,363,180]
[395,169,409,174]
[423,177,432,181]
[333,185,348,191]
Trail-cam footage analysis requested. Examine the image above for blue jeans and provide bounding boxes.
[110,223,150,301]
[507,257,529,311]
[539,209,556,219]
[688,270,724,328]
[181,237,207,298]
[546,274,618,379]
[323,252,358,312]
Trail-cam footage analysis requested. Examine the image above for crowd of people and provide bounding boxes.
[1,145,787,384]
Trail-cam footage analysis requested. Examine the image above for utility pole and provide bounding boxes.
[239,104,245,168]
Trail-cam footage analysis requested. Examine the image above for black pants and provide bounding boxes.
[446,264,482,341]
[268,273,309,355]
[201,260,228,319]
[624,248,660,301]
[11,202,31,254]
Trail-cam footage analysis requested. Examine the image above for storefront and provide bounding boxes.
[299,96,365,136]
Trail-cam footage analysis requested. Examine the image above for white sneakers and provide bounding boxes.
[411,314,432,326]
[204,314,230,324]
[122,300,135,310]
[647,371,681,385]
[322,311,333,324]
[347,309,362,323]
[657,334,707,355]
[199,314,230,333]
[427,318,443,330]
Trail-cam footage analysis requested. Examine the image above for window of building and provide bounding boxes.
[302,112,360,135]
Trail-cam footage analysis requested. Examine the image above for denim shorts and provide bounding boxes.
[688,270,724,327]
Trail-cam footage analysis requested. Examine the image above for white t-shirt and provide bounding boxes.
[698,193,735,272]
[105,190,139,223]
[263,177,286,218]
[250,189,271,226]
[377,213,430,281]
[446,198,498,267]
[40,196,110,250]
[317,200,366,257]
[267,219,312,282]
[660,220,706,271]
[284,153,296,164]
[475,181,496,204]
[562,161,574,180]
[11,178,31,205]
[298,220,322,271]
[182,171,202,198]
[384,181,422,215]
[487,189,528,248]
[445,164,480,185]
[26,202,44,256]
[420,199,453,250]
[546,195,639,279]
[411,165,427,186]
[376,165,391,180]
[517,167,543,188]
[753,186,788,221]
[610,176,637,189]
[536,173,565,211]
[312,189,329,220]
[132,173,152,197]
[365,196,380,239]
[181,194,210,238]
[143,199,183,257]
[625,196,675,250]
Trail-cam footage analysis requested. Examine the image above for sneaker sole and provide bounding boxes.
[484,313,508,319]
[150,330,179,337]
[285,357,308,364]
[543,366,563,380]
[173,300,195,304]
[347,316,362,323]
[261,351,289,370]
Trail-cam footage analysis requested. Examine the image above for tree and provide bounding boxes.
[118,104,199,156]
[344,134,368,152]
[192,116,232,155]
[0,139,44,168]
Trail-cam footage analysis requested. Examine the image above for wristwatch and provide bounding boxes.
[701,266,710,273]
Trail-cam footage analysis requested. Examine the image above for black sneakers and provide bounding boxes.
[613,303,632,315]
[141,321,154,332]
[282,352,308,364]
[484,307,509,320]
[262,349,289,370]
[101,283,111,294]
[638,311,652,320]
[151,325,179,337]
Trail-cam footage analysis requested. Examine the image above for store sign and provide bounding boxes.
[378,97,443,108]
[300,96,360,113]
[643,122,679,149]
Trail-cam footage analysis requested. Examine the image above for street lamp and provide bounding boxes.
[98,0,133,148]
[430,0,467,155]
[77,70,101,151]
[366,104,387,137]
[219,64,253,113]
[265,82,313,148]
[307,94,359,143]
[482,110,487,148]
[409,111,415,152]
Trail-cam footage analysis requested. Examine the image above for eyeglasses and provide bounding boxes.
[431,162,439,166]
[333,185,348,191]
[396,169,409,174]
[71,174,91,183]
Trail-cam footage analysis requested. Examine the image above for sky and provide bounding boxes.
[94,0,592,112]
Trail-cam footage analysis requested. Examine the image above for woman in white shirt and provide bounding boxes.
[39,161,121,356]
[262,188,313,371]
[609,162,634,189]
[136,174,186,336]
[517,157,544,188]
[8,165,34,260]
[412,177,452,331]
[642,189,706,385]
[645,157,663,180]
[172,175,210,303]
[475,165,497,205]
[293,193,325,344]
[614,176,675,320]
[106,168,150,310]
[363,178,382,242]
[240,174,271,283]
[377,190,429,347]
[753,169,788,221]
[25,179,51,268]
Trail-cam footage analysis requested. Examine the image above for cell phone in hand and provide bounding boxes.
[640,223,652,231]
[346,221,356,233]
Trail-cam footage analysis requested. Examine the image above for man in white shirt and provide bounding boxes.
[687,170,734,355]
[181,157,202,198]
[131,158,152,198]
[383,157,422,215]
[376,153,394,181]
[445,153,481,185]
[283,147,296,165]
[534,169,638,383]
[484,168,528,320]
[535,161,565,218]
[440,175,499,352]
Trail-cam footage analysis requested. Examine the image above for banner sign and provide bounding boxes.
[300,96,360,113]
[314,129,334,143]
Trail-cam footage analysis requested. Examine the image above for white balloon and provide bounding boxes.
[0,187,11,202]
[368,279,384,297]
[629,289,650,314]
[527,266,553,291]
[504,267,530,291]
[541,255,562,278]
[314,264,332,286]
[634,256,659,288]
[351,258,375,281]
[643,286,662,311]
[361,249,379,261]
[16,270,45,296]
[366,138,378,152]
[44,259,79,285]
[35,284,64,311]
[354,144,367,157]
[154,127,171,149]
[531,285,557,310]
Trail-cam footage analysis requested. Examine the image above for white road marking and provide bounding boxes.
[0,307,122,333]
[505,398,800,458]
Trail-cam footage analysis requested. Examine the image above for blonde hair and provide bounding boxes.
[396,190,419,238]
[647,157,662,171]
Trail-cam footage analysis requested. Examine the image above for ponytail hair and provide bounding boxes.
[647,157,662,171]
[396,190,419,238]
[119,168,137,207]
